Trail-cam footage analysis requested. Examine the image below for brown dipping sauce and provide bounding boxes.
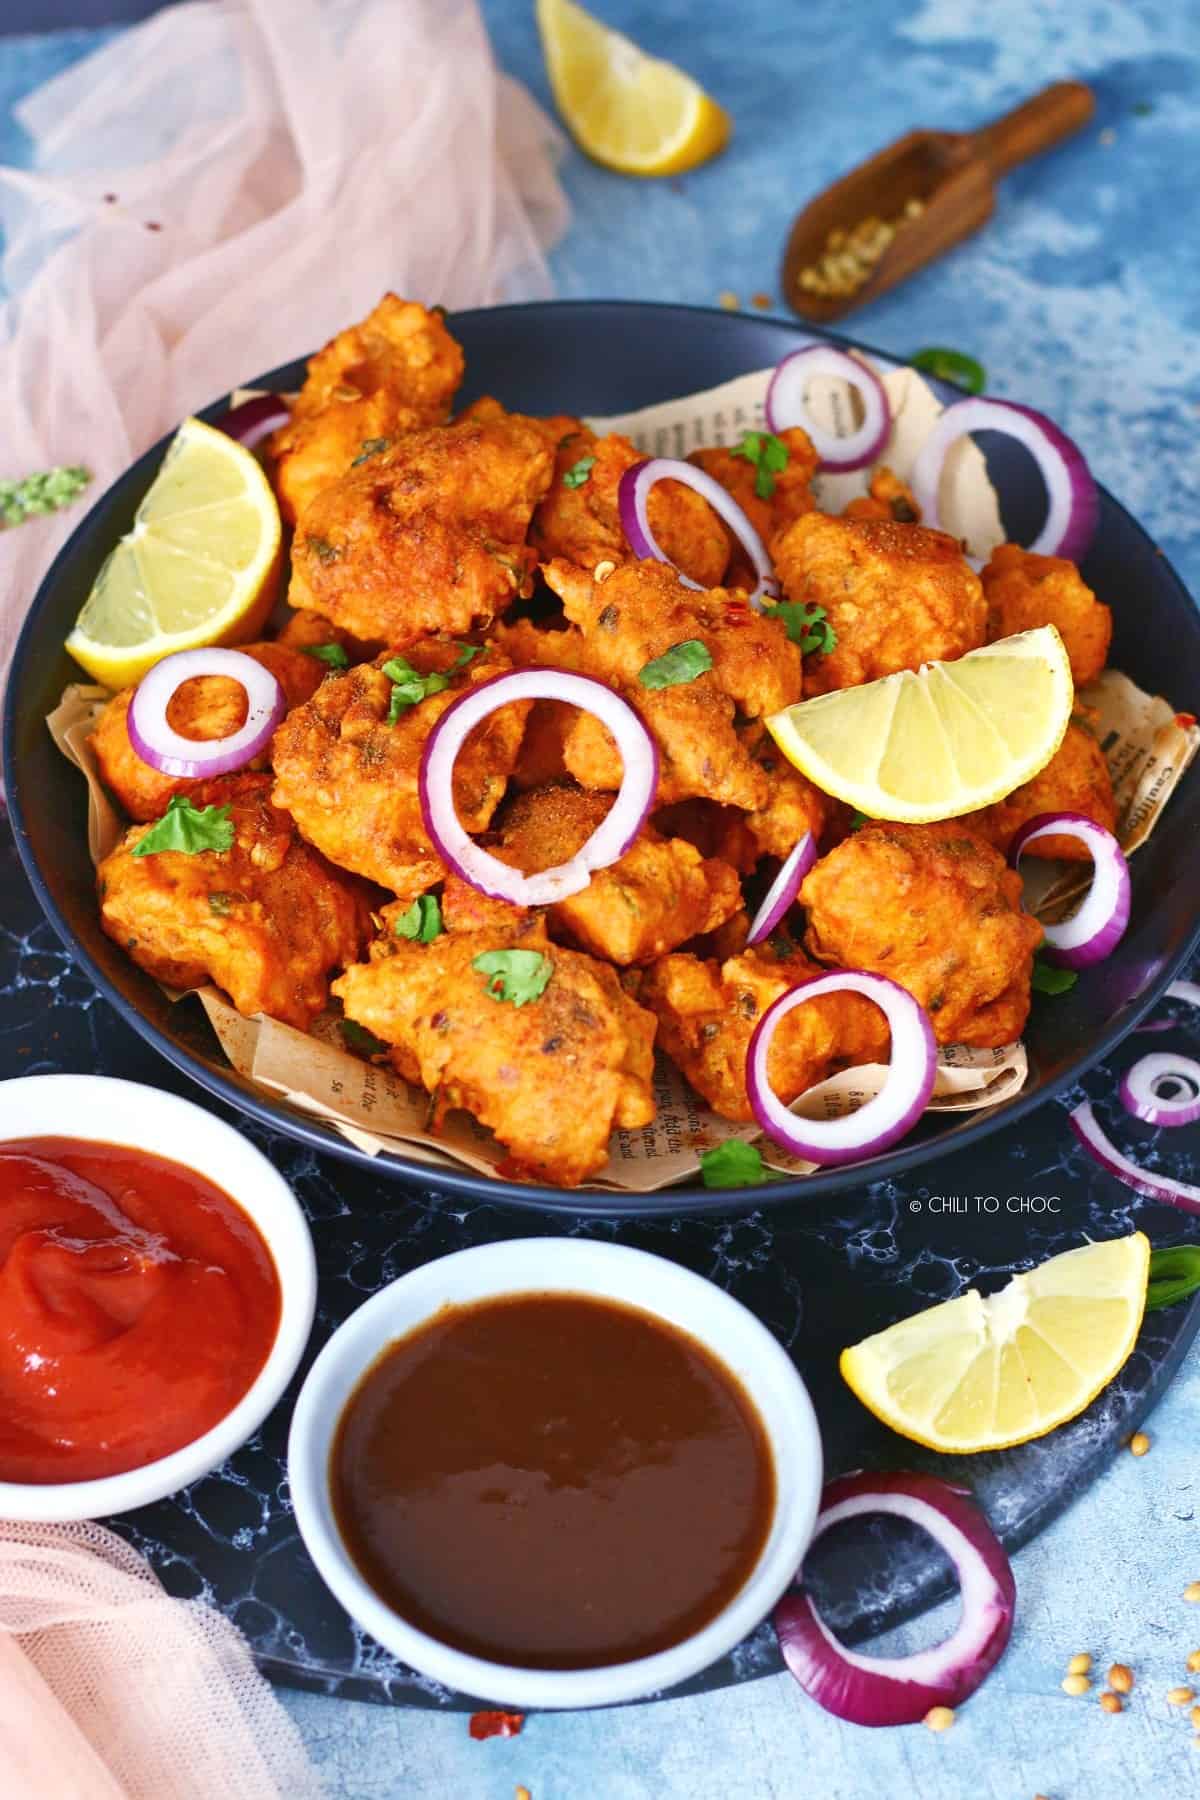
[331,1292,775,1670]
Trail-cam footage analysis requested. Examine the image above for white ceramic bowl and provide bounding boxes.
[0,1073,316,1522]
[289,1238,823,1709]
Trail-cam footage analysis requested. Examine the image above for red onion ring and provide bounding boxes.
[746,971,936,1166]
[774,1471,1016,1726]
[1120,1054,1200,1128]
[1071,1101,1200,1215]
[420,669,658,905]
[127,648,286,779]
[616,458,779,606]
[1009,812,1130,969]
[218,393,291,451]
[910,397,1099,563]
[764,346,891,472]
[745,833,816,947]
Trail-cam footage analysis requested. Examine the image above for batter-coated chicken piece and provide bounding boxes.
[532,423,732,588]
[967,721,1117,860]
[800,821,1043,1047]
[841,466,921,524]
[287,412,554,646]
[982,542,1112,686]
[267,295,464,522]
[92,643,325,823]
[772,512,987,695]
[333,915,657,1187]
[734,722,830,860]
[97,774,370,1028]
[689,426,820,560]
[270,641,529,900]
[639,938,890,1123]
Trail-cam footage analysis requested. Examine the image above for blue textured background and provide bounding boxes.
[4,4,1200,1795]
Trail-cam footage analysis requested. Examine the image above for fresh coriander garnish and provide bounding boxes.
[132,795,234,858]
[699,1139,778,1189]
[1145,1245,1200,1312]
[302,642,350,669]
[638,639,713,689]
[562,454,597,490]
[909,347,986,396]
[0,465,91,529]
[306,536,341,564]
[473,948,553,1007]
[208,892,237,915]
[394,894,443,942]
[351,437,391,467]
[730,429,789,500]
[1031,955,1078,996]
[848,810,870,832]
[340,1019,390,1057]
[764,601,837,656]
[382,644,483,724]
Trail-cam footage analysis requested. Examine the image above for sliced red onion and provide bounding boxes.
[1009,813,1130,969]
[746,832,816,947]
[774,1471,1016,1727]
[764,346,891,472]
[128,648,286,778]
[218,393,291,451]
[910,397,1098,562]
[1120,1054,1200,1128]
[420,669,658,906]
[1071,1101,1200,1215]
[746,971,936,1167]
[617,458,779,606]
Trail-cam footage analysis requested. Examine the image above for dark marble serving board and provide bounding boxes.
[3,818,1200,1709]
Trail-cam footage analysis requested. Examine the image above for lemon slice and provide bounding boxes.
[66,417,282,689]
[536,0,731,177]
[765,626,1074,822]
[840,1233,1150,1454]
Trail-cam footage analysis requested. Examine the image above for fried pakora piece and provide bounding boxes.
[734,722,830,860]
[532,423,732,588]
[91,643,325,823]
[841,466,921,524]
[270,641,529,900]
[771,512,987,695]
[267,295,464,522]
[97,773,369,1028]
[639,938,890,1123]
[333,915,657,1186]
[967,721,1117,860]
[800,821,1043,1047]
[982,542,1112,686]
[689,426,819,560]
[287,411,553,646]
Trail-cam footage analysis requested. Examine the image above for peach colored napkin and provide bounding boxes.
[0,0,568,709]
[0,1520,321,1799]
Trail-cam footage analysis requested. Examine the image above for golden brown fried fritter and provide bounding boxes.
[689,426,819,563]
[800,821,1043,1047]
[967,721,1117,860]
[98,774,370,1028]
[982,542,1112,686]
[841,466,921,524]
[287,412,553,646]
[734,721,829,859]
[532,424,732,587]
[91,643,325,823]
[270,641,528,900]
[639,940,890,1123]
[333,915,657,1186]
[267,295,464,522]
[772,512,987,695]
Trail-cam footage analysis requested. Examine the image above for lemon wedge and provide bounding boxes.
[764,626,1074,822]
[840,1233,1150,1454]
[65,417,282,689]
[536,0,731,177]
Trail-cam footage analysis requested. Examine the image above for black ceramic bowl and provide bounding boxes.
[7,300,1200,1216]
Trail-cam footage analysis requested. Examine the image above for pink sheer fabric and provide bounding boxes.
[0,0,568,702]
[0,1520,322,1799]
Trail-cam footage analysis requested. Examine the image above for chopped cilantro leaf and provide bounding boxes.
[908,347,986,396]
[730,429,789,500]
[562,454,597,489]
[302,642,350,669]
[306,536,340,564]
[699,1139,778,1189]
[340,1019,390,1057]
[383,644,482,724]
[473,948,553,1007]
[1031,955,1078,996]
[638,639,713,690]
[394,894,443,942]
[0,465,91,529]
[351,437,391,467]
[132,795,234,858]
[1146,1245,1200,1312]
[848,810,870,832]
[764,601,837,656]
[208,892,237,915]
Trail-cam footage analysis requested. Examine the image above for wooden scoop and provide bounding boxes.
[782,81,1095,323]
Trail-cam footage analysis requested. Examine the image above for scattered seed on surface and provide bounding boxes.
[1062,1674,1091,1697]
[1186,1583,1200,1603]
[1129,1431,1151,1456]
[1192,1705,1200,1729]
[1167,1686,1196,1706]
[751,292,773,310]
[516,1788,532,1800]
[1099,1692,1123,1715]
[1067,1653,1091,1676]
[717,290,739,311]
[1188,1650,1200,1671]
[924,1705,955,1732]
[1108,1663,1134,1693]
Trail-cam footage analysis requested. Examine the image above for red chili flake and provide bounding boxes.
[1176,711,1197,729]
[103,193,118,203]
[145,221,163,232]
[469,1710,525,1741]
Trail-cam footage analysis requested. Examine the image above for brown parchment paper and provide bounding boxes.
[45,359,1197,1190]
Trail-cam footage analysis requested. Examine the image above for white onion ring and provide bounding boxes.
[745,832,816,947]
[774,1471,1016,1726]
[1120,1054,1200,1128]
[616,458,779,607]
[910,397,1099,563]
[764,346,891,471]
[420,669,658,906]
[218,393,291,451]
[1071,1101,1200,1215]
[746,971,936,1166]
[1009,812,1130,969]
[127,648,286,779]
